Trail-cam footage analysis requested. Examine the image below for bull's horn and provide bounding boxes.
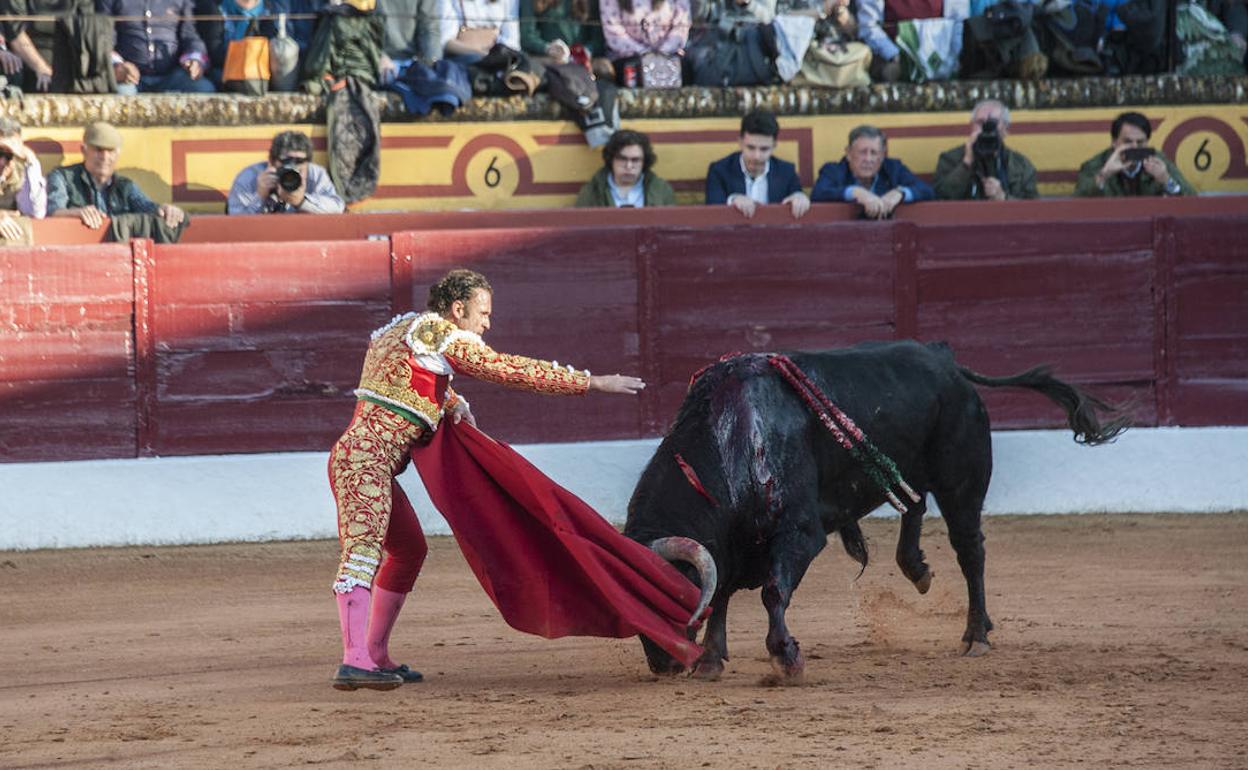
[649,536,718,628]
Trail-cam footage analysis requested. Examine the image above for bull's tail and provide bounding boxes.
[838,520,868,577]
[957,365,1131,445]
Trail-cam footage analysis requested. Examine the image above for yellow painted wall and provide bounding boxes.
[29,103,1248,213]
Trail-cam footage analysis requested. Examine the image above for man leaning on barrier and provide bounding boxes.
[227,131,347,215]
[811,124,933,219]
[933,99,1038,202]
[47,121,189,243]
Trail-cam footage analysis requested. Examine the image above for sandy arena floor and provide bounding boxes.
[1,513,1246,769]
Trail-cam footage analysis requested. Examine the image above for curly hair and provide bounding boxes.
[602,129,656,173]
[427,269,492,313]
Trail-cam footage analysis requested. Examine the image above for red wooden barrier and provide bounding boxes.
[144,240,393,455]
[1168,215,1248,426]
[0,244,137,461]
[27,196,1248,246]
[3,208,1246,462]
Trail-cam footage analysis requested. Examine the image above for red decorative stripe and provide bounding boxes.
[674,452,719,507]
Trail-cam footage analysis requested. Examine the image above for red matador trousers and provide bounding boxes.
[329,400,429,594]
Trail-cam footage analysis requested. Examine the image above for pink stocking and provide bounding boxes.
[367,586,407,670]
[336,587,378,670]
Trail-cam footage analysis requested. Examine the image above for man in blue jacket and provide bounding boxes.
[811,124,933,219]
[706,110,810,220]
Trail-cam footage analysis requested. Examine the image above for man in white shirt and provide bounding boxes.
[705,110,810,220]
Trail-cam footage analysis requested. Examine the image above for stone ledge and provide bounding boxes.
[0,75,1243,127]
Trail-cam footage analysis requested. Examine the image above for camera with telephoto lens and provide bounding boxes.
[971,118,1002,181]
[277,164,303,193]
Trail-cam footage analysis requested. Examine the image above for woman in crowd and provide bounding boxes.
[598,0,691,81]
[519,0,613,78]
[0,117,46,242]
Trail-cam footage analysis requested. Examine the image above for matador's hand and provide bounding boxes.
[590,374,646,395]
[452,398,476,427]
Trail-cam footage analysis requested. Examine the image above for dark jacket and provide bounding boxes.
[301,4,384,91]
[3,0,114,93]
[574,167,675,207]
[810,156,935,203]
[705,152,803,205]
[47,163,157,215]
[97,0,208,75]
[519,0,607,58]
[1073,147,1196,197]
[932,144,1039,200]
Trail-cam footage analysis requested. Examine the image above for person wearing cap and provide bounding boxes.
[47,121,189,242]
[227,130,346,214]
[0,116,47,243]
[100,0,215,94]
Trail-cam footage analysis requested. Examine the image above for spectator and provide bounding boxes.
[932,99,1038,201]
[195,0,276,89]
[811,124,932,218]
[856,0,901,81]
[520,0,612,78]
[378,0,441,68]
[0,117,47,242]
[706,109,810,220]
[48,121,189,242]
[1,0,115,93]
[1198,0,1248,57]
[100,0,215,93]
[438,0,521,63]
[575,129,675,207]
[598,0,691,66]
[1074,111,1196,198]
[227,130,346,214]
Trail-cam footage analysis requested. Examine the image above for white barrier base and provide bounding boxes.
[1,426,1244,550]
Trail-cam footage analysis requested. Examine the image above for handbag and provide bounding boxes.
[457,25,500,50]
[222,23,272,96]
[454,0,500,51]
[793,40,872,88]
[639,51,682,88]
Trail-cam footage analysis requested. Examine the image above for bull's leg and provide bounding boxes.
[938,502,993,657]
[895,500,933,594]
[691,597,730,680]
[762,526,824,681]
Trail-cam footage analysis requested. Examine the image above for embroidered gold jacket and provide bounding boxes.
[354,312,591,430]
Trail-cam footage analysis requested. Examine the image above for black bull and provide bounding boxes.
[624,341,1128,680]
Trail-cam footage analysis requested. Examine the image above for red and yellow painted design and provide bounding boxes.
[27,104,1248,212]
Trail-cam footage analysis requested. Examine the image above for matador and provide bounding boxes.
[329,268,645,690]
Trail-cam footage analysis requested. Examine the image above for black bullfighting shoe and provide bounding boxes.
[379,664,424,683]
[332,664,404,691]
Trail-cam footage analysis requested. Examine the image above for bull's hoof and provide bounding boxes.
[913,570,933,595]
[690,658,724,681]
[761,656,805,687]
[960,640,991,657]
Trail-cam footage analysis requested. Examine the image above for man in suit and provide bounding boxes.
[811,124,933,218]
[706,110,810,220]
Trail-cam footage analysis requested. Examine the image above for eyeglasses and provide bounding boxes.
[277,155,308,166]
[615,155,644,165]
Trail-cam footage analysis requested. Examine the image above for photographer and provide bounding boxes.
[933,99,1038,202]
[1074,112,1196,198]
[227,131,346,215]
